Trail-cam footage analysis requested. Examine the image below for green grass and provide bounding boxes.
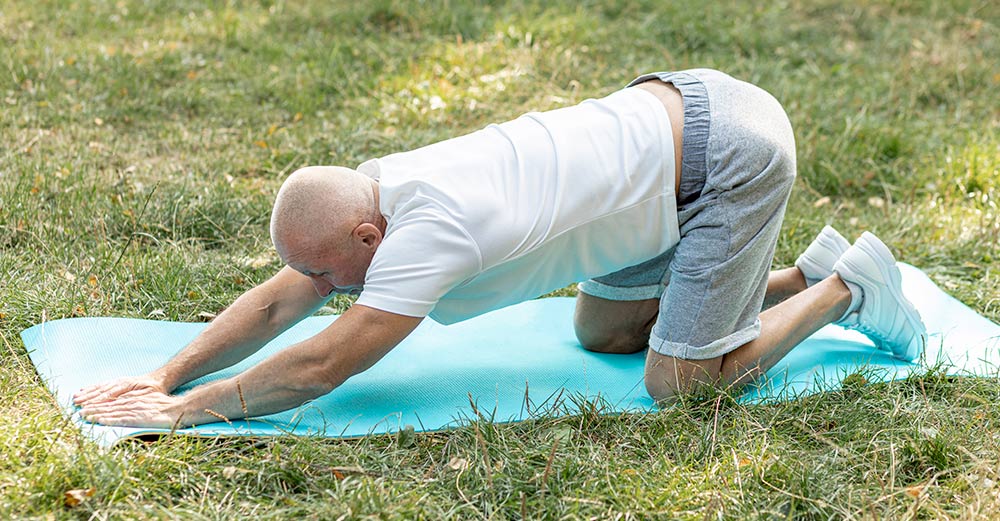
[2,0,999,517]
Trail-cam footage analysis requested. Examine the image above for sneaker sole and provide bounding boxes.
[850,232,927,360]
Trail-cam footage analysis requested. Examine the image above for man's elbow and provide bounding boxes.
[283,371,336,398]
[270,347,345,397]
[298,361,350,397]
[257,301,285,336]
[228,287,284,336]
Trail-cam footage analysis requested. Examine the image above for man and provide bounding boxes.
[74,69,926,428]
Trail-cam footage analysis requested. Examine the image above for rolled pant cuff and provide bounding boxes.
[578,280,664,301]
[649,320,762,360]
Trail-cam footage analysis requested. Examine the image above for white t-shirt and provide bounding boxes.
[355,87,679,324]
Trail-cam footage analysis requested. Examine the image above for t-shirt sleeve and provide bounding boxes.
[354,205,482,318]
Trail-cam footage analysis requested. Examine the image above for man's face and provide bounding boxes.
[299,266,363,297]
[280,238,370,298]
[289,251,367,297]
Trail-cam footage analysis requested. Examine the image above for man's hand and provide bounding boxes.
[75,266,333,411]
[73,375,168,408]
[72,305,421,429]
[78,388,188,428]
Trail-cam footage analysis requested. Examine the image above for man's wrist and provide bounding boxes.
[174,379,237,426]
[167,389,211,427]
[169,398,209,428]
[148,368,179,394]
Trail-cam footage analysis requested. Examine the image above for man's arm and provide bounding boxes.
[79,305,421,427]
[73,266,329,405]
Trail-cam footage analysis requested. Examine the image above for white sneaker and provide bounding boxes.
[833,232,927,361]
[795,226,851,286]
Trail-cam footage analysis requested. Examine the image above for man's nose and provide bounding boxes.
[309,276,335,297]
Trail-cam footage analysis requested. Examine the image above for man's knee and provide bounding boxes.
[573,293,658,355]
[644,349,724,403]
[576,327,648,355]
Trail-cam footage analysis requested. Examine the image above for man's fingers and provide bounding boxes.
[73,383,107,399]
[81,401,136,416]
[76,382,134,405]
[75,378,165,407]
[86,410,172,428]
[79,403,120,416]
[76,386,176,428]
[80,396,145,415]
[73,383,118,404]
[87,412,141,427]
[82,404,147,421]
[80,394,172,418]
[75,382,154,406]
[118,388,155,399]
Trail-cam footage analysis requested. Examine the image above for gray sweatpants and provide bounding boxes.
[578,69,796,360]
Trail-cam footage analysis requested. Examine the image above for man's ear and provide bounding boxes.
[354,222,383,248]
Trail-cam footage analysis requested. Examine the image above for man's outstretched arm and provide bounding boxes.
[78,304,421,428]
[73,266,330,406]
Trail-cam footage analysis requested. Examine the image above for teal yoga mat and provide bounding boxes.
[21,264,1000,447]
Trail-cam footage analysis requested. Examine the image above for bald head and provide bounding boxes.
[270,166,376,261]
